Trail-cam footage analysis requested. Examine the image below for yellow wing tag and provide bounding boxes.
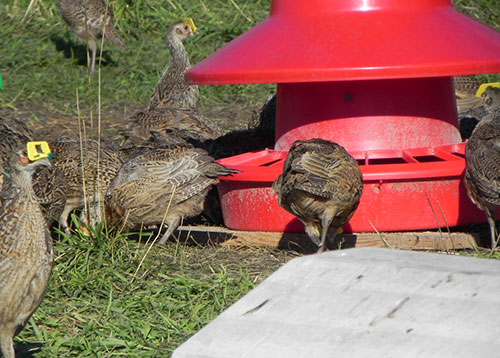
[27,141,53,161]
[476,82,500,97]
[183,18,197,33]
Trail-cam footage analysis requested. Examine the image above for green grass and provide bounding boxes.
[0,0,276,122]
[16,221,292,357]
[1,0,500,356]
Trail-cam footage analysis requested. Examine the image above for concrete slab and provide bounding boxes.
[173,248,500,358]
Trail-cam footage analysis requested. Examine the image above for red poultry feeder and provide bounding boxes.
[186,0,500,233]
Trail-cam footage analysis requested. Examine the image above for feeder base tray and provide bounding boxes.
[216,143,491,233]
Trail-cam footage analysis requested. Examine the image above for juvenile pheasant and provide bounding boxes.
[273,138,363,253]
[106,140,239,244]
[51,137,124,232]
[58,0,126,74]
[148,19,199,110]
[0,149,54,358]
[0,118,67,226]
[465,87,500,249]
[122,107,223,147]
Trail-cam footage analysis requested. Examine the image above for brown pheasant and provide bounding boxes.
[465,87,500,249]
[51,137,124,232]
[148,19,199,110]
[273,138,363,253]
[0,117,66,226]
[58,0,126,74]
[0,149,54,358]
[122,107,223,147]
[106,140,239,244]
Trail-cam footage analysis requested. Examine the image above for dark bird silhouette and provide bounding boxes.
[58,0,126,74]
[148,19,199,110]
[273,138,363,253]
[205,94,276,159]
[465,87,500,249]
[106,139,239,244]
[0,150,54,358]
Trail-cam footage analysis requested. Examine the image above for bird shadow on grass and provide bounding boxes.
[50,35,115,69]
[15,342,44,357]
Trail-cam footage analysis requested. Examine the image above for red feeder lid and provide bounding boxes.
[187,0,500,84]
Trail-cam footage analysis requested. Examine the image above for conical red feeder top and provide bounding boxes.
[186,0,500,84]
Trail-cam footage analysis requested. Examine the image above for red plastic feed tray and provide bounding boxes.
[186,0,500,233]
[217,143,486,232]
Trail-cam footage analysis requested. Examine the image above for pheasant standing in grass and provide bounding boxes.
[51,137,124,232]
[0,148,54,358]
[465,87,500,249]
[273,138,363,253]
[106,138,239,244]
[0,117,67,226]
[148,19,199,110]
[58,0,126,74]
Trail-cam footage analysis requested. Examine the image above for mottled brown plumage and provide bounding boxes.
[0,117,67,226]
[273,138,363,253]
[465,87,500,248]
[455,75,482,114]
[106,140,239,244]
[148,20,198,110]
[51,137,124,232]
[58,0,126,74]
[0,151,53,358]
[121,107,223,147]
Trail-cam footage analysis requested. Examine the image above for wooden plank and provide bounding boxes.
[174,225,478,251]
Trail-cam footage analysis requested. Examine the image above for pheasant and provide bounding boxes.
[148,19,199,110]
[0,148,54,358]
[273,138,363,253]
[122,107,223,148]
[465,87,500,248]
[106,139,239,244]
[51,137,124,232]
[0,117,66,226]
[58,0,126,74]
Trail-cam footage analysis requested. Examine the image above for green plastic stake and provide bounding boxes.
[0,74,2,89]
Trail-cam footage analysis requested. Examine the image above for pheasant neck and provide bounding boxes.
[166,35,191,73]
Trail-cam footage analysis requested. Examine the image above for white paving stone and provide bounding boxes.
[173,247,500,358]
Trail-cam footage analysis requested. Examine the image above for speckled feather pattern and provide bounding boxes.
[0,158,53,358]
[106,143,239,241]
[465,111,500,212]
[0,117,67,225]
[123,107,223,145]
[58,0,125,49]
[273,138,363,251]
[148,21,198,110]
